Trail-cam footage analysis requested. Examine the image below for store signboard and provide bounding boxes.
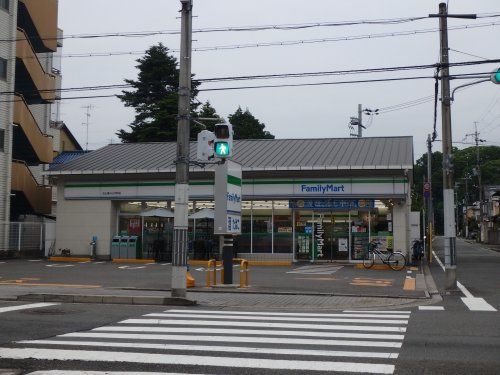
[289,199,375,210]
[214,161,242,235]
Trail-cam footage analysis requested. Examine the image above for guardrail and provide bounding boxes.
[205,258,249,288]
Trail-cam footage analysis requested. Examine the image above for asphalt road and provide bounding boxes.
[0,238,497,374]
[0,259,424,298]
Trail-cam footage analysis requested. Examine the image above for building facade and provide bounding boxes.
[48,137,415,263]
[0,0,62,223]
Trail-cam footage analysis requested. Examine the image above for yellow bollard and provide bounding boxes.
[239,259,249,288]
[206,260,213,287]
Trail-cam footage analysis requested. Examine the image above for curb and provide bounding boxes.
[16,293,197,306]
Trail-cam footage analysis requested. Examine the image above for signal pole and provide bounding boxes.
[466,122,485,241]
[171,0,193,298]
[429,3,476,289]
[426,134,433,263]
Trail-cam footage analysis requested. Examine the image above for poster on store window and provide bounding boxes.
[314,217,325,260]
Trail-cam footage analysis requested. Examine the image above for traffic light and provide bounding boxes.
[196,130,215,161]
[214,123,233,158]
[491,68,500,84]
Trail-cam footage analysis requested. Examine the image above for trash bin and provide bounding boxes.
[111,236,121,259]
[119,236,130,259]
[128,236,138,259]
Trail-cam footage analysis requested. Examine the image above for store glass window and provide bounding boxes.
[251,201,273,253]
[273,201,292,253]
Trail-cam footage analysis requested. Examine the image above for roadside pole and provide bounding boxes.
[429,4,476,289]
[427,134,433,263]
[436,2,457,289]
[171,0,193,298]
[357,104,363,138]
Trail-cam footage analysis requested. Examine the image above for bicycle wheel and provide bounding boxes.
[363,251,374,268]
[388,252,406,271]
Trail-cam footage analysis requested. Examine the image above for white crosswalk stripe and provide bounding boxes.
[0,308,412,374]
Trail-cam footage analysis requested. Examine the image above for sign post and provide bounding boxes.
[214,160,242,284]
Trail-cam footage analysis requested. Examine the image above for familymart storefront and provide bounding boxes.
[49,137,413,263]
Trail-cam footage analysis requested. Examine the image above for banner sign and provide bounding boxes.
[214,161,242,235]
[289,199,375,210]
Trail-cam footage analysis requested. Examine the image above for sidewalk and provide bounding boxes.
[0,258,433,309]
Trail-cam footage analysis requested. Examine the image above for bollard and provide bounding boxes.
[239,259,249,288]
[206,260,213,287]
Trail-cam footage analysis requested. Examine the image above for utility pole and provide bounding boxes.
[171,0,193,298]
[466,121,485,241]
[358,104,363,137]
[81,104,93,151]
[429,4,475,289]
[426,134,433,263]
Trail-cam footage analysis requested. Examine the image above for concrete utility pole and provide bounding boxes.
[358,104,363,137]
[426,134,433,263]
[171,0,193,298]
[429,3,476,289]
[467,121,485,241]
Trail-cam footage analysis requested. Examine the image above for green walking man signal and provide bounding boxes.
[196,123,234,161]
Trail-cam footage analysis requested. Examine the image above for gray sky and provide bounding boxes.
[58,0,500,158]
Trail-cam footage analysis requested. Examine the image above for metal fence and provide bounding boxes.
[0,221,55,258]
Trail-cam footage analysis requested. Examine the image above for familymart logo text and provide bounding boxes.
[300,184,345,194]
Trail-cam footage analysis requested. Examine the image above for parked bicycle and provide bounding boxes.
[363,241,406,271]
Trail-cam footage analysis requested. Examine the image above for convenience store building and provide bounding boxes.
[47,136,414,263]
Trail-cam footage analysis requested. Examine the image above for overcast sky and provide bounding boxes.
[57,0,500,158]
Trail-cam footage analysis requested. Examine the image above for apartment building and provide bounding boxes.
[0,0,62,222]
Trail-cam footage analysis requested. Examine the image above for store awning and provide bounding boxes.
[140,208,174,218]
[189,208,214,220]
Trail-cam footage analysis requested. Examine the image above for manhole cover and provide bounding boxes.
[20,308,76,315]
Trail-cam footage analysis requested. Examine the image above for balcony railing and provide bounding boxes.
[13,95,53,164]
[18,0,58,52]
[11,160,52,215]
[16,28,56,102]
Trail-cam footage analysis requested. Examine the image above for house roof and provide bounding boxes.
[47,136,413,175]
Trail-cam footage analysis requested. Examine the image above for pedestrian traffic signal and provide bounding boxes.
[196,130,215,161]
[214,123,233,158]
[491,68,500,84]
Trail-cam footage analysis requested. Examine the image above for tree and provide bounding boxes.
[197,101,221,132]
[228,107,275,140]
[116,43,200,142]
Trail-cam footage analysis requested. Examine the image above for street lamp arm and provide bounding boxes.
[451,78,490,101]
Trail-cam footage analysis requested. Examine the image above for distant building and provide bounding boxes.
[0,0,76,222]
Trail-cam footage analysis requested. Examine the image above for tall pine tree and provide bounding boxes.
[116,43,200,142]
[228,107,275,140]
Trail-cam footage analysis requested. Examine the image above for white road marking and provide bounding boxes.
[343,310,411,314]
[146,313,408,325]
[0,302,60,314]
[0,262,5,264]
[28,371,207,375]
[460,297,497,312]
[61,332,403,348]
[160,263,171,266]
[434,252,497,311]
[46,264,74,268]
[93,262,105,264]
[78,261,91,264]
[93,325,405,340]
[167,309,410,318]
[432,250,445,271]
[118,265,146,270]
[19,339,400,359]
[119,319,407,332]
[28,259,42,262]
[0,348,396,374]
[456,281,474,298]
[407,270,412,274]
[287,265,343,275]
[418,306,445,311]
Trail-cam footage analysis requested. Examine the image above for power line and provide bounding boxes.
[449,48,488,60]
[8,21,500,60]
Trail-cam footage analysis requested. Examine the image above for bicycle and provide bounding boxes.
[363,241,406,271]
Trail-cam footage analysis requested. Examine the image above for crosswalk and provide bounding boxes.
[0,308,412,374]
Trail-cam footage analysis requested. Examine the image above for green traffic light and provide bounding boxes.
[214,141,230,157]
[495,69,500,83]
